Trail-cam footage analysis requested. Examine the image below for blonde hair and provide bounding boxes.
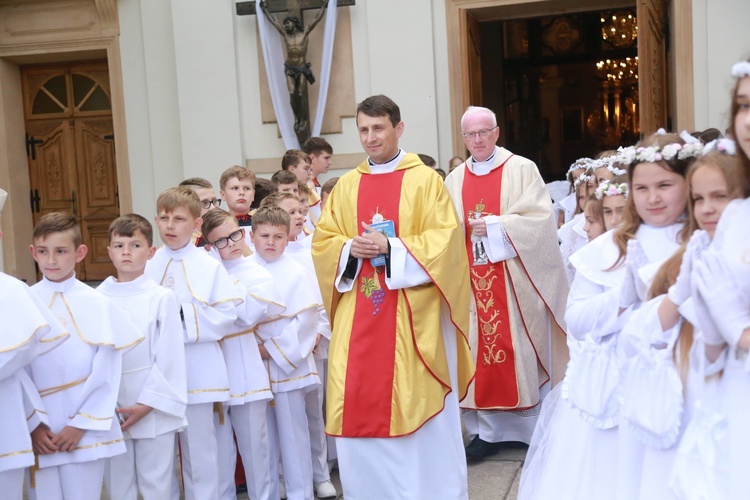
[220,165,256,191]
[251,206,291,233]
[156,187,201,219]
[259,192,299,209]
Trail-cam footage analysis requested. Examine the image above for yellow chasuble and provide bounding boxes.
[312,153,474,437]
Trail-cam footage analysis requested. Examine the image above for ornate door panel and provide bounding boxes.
[467,11,483,107]
[22,62,118,281]
[637,0,669,136]
[74,118,118,280]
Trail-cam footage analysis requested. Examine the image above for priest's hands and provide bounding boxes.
[31,424,57,455]
[351,222,388,258]
[468,217,487,237]
[117,404,153,432]
[52,426,85,452]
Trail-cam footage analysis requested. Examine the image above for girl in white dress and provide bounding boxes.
[681,62,750,500]
[617,144,743,500]
[520,132,695,500]
[560,170,596,284]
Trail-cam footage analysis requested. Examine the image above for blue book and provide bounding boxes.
[370,219,395,267]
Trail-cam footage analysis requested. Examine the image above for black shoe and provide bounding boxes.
[464,436,502,461]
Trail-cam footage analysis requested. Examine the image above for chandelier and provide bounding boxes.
[601,11,637,48]
[596,57,639,82]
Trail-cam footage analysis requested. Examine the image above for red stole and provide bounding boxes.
[341,170,404,436]
[462,160,519,408]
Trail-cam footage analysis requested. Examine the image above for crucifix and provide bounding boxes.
[237,0,355,145]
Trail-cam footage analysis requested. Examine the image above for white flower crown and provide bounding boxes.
[732,61,750,79]
[617,142,703,166]
[595,180,629,200]
[573,173,593,190]
[593,155,627,176]
[702,138,736,156]
[566,158,594,180]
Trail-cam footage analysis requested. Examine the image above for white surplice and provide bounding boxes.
[0,273,68,479]
[97,274,187,500]
[250,251,320,500]
[28,275,144,469]
[144,243,241,500]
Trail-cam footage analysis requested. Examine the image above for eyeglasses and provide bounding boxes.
[462,126,498,140]
[201,198,222,209]
[209,229,243,249]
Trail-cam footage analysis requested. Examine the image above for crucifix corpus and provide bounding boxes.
[237,0,355,145]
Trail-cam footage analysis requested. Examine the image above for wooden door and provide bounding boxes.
[637,0,669,136]
[467,11,483,107]
[22,62,119,281]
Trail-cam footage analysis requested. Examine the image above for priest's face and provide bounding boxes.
[357,112,404,165]
[462,112,499,162]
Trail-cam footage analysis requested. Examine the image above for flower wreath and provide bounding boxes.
[573,173,593,190]
[566,158,594,181]
[617,142,703,167]
[702,138,736,156]
[732,61,750,79]
[595,180,629,200]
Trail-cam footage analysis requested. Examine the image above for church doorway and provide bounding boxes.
[21,61,119,280]
[447,0,680,181]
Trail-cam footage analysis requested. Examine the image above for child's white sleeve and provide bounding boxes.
[136,291,187,418]
[565,271,627,341]
[68,345,122,431]
[20,369,49,431]
[182,269,241,343]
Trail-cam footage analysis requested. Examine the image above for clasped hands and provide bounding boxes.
[350,222,389,259]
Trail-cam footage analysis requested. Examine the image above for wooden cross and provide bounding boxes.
[236,0,355,20]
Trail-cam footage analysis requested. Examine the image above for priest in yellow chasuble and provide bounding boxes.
[445,106,569,460]
[312,95,474,500]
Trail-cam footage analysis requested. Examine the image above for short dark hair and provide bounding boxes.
[179,177,213,190]
[281,150,310,170]
[33,212,82,247]
[271,170,298,186]
[109,213,154,246]
[302,136,333,156]
[417,154,436,168]
[251,206,291,233]
[200,209,237,242]
[251,178,278,209]
[356,94,401,127]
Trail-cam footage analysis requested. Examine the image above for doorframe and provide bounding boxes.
[0,0,131,282]
[444,0,695,157]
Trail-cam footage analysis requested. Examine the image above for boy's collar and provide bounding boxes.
[41,273,78,292]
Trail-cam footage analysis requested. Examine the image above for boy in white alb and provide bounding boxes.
[0,227,69,500]
[99,214,187,500]
[27,212,144,500]
[144,188,242,500]
[261,192,337,498]
[251,207,321,500]
[202,209,282,500]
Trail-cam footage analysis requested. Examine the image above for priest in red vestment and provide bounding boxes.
[445,106,569,460]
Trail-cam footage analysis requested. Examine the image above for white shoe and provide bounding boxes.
[279,476,287,499]
[314,480,337,499]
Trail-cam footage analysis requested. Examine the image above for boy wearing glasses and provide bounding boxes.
[145,187,242,500]
[201,209,282,500]
[219,166,257,251]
